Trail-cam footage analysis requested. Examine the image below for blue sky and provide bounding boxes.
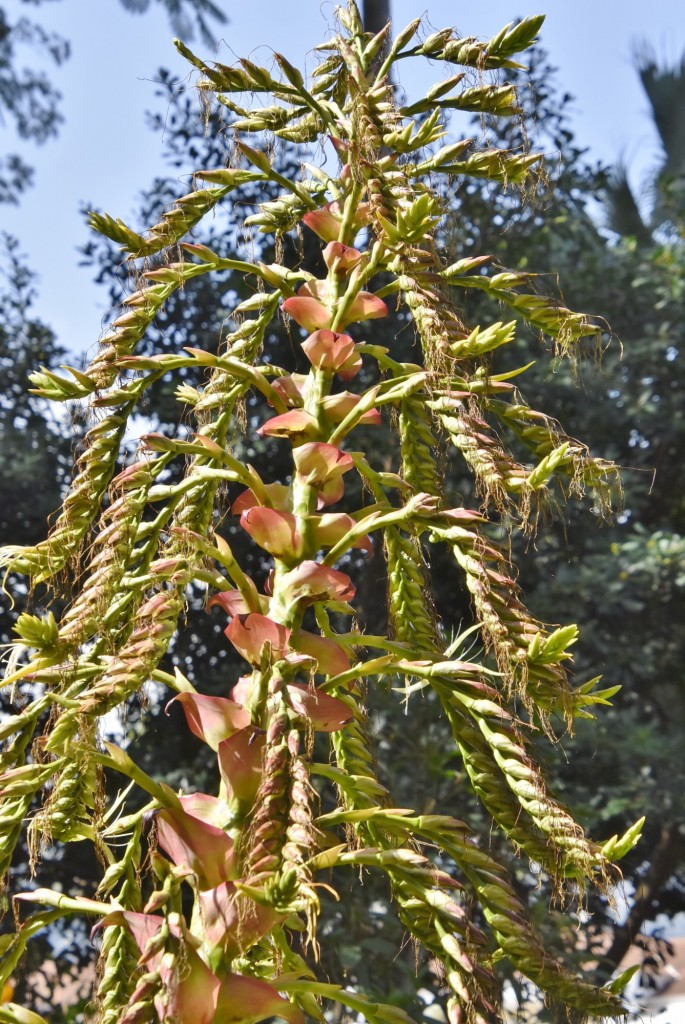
[3,0,685,358]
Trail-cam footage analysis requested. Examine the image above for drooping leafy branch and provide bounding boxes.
[1,5,642,1023]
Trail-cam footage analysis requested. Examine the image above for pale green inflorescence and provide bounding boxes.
[0,4,638,1024]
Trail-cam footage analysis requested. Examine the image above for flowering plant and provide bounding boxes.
[0,5,641,1023]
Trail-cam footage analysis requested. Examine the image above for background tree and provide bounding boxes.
[0,0,226,204]
[362,0,390,38]
[605,48,685,242]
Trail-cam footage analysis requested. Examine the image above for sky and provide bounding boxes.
[3,0,685,360]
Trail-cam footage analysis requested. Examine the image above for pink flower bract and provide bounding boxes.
[97,911,219,1024]
[269,374,306,407]
[301,200,371,243]
[289,629,351,675]
[342,290,388,327]
[197,882,281,960]
[287,683,353,731]
[156,794,235,890]
[282,294,332,331]
[215,972,304,1024]
[280,560,355,605]
[240,506,303,561]
[231,483,291,514]
[293,441,354,508]
[315,511,373,553]
[217,728,265,806]
[257,409,319,444]
[207,590,255,618]
[322,241,363,273]
[165,692,250,751]
[321,391,382,426]
[301,330,362,380]
[225,613,290,665]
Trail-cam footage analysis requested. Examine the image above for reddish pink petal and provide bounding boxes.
[226,613,290,665]
[442,508,485,523]
[217,727,264,806]
[177,791,228,829]
[293,441,355,508]
[165,692,250,752]
[280,560,355,605]
[329,136,350,158]
[287,683,353,731]
[298,279,330,302]
[301,328,352,366]
[301,200,372,243]
[229,676,252,706]
[257,409,319,443]
[197,882,239,952]
[158,946,219,1024]
[318,475,346,508]
[314,512,373,553]
[97,912,219,1024]
[240,507,303,561]
[321,392,382,425]
[231,483,291,515]
[301,330,362,381]
[270,374,306,407]
[198,883,281,959]
[342,290,388,326]
[282,295,332,331]
[322,241,363,273]
[96,910,164,961]
[301,206,344,243]
[156,798,234,891]
[207,590,252,618]
[215,972,304,1024]
[336,350,364,382]
[97,913,218,1024]
[289,629,351,675]
[293,440,354,478]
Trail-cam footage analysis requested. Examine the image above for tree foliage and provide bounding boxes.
[605,47,685,241]
[0,0,225,204]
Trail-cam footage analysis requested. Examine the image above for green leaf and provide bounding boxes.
[602,817,645,862]
[528,624,579,665]
[86,211,146,252]
[12,611,59,650]
[607,964,640,995]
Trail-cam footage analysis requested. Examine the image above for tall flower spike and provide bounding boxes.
[0,7,633,1024]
